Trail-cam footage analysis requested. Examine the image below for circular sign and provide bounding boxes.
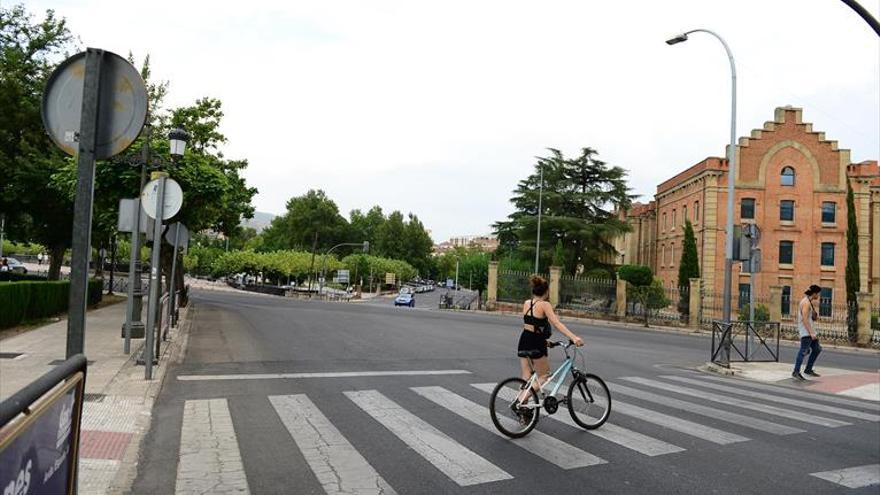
[141,178,183,220]
[42,50,148,159]
[164,223,190,249]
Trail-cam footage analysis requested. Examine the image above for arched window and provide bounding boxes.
[781,166,795,186]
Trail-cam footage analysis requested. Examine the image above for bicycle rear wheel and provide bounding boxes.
[567,373,611,430]
[489,377,540,438]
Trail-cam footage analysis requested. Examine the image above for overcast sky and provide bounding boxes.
[27,0,880,242]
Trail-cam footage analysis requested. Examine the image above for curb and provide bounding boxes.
[105,303,193,494]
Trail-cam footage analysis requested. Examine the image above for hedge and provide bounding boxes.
[0,279,103,329]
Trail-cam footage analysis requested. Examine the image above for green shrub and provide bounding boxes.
[0,279,103,329]
[738,303,770,322]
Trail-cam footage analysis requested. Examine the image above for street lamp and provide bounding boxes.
[666,29,737,324]
[169,127,189,158]
[120,125,188,355]
[534,163,544,274]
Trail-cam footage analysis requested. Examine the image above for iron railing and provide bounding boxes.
[711,320,780,367]
[557,276,616,317]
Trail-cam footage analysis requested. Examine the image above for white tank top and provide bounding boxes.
[796,296,814,338]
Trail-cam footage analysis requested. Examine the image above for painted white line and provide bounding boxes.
[270,394,395,494]
[608,382,804,436]
[663,375,879,422]
[175,399,250,494]
[622,377,850,428]
[411,386,606,469]
[810,464,880,489]
[178,370,471,381]
[686,374,880,410]
[345,390,512,486]
[471,383,684,457]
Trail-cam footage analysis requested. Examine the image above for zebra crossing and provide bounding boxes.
[170,372,880,493]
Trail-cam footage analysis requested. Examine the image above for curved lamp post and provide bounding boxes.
[666,29,737,325]
[318,241,370,295]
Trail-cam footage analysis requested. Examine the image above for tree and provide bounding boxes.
[262,190,349,252]
[845,181,860,342]
[618,264,668,327]
[458,251,489,308]
[402,213,434,276]
[0,5,75,279]
[493,148,632,275]
[375,211,407,260]
[676,220,700,319]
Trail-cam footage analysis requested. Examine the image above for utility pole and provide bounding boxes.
[534,164,544,274]
[307,231,318,295]
[0,213,5,258]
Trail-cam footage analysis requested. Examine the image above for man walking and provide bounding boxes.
[793,285,822,381]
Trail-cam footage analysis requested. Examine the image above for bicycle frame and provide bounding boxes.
[522,344,580,400]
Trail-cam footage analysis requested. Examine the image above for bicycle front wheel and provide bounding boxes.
[489,377,540,438]
[567,373,611,430]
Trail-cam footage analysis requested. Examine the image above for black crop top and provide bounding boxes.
[523,300,551,335]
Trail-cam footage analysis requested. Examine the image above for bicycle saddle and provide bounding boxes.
[517,349,544,359]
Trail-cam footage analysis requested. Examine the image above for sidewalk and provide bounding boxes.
[702,361,880,402]
[0,298,190,494]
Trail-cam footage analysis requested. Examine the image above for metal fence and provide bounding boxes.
[626,283,689,325]
[497,270,536,303]
[711,320,781,367]
[779,302,854,345]
[557,276,616,317]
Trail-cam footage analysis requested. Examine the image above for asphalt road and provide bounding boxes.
[132,289,880,494]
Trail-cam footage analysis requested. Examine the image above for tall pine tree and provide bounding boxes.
[677,220,700,319]
[845,181,860,341]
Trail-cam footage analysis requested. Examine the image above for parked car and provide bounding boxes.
[5,257,28,274]
[394,292,415,307]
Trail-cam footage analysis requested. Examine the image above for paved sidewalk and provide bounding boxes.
[703,361,880,402]
[0,298,190,494]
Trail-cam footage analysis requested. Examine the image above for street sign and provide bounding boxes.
[42,50,148,160]
[385,272,396,285]
[117,198,147,233]
[141,178,183,220]
[337,269,350,284]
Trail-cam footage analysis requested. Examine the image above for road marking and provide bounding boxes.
[685,374,880,411]
[471,383,685,457]
[178,370,471,381]
[175,399,250,494]
[269,394,397,495]
[411,386,606,469]
[344,390,512,486]
[607,382,804,435]
[622,377,851,428]
[810,464,880,489]
[662,375,879,422]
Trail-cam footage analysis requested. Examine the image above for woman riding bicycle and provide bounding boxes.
[519,275,584,387]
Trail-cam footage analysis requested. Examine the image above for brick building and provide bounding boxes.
[616,106,879,314]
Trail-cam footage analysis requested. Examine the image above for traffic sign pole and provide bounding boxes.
[143,175,166,379]
[66,49,103,359]
[167,223,180,332]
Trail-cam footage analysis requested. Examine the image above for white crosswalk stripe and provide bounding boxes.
[662,375,880,422]
[471,382,685,457]
[344,390,513,486]
[411,386,607,469]
[176,399,250,495]
[269,394,397,495]
[622,377,851,428]
[810,464,880,489]
[684,373,880,411]
[607,382,805,435]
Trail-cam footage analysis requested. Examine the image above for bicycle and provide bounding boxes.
[489,340,611,438]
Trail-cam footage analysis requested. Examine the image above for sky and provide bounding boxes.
[24,0,880,242]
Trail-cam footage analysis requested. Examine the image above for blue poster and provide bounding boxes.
[0,384,79,495]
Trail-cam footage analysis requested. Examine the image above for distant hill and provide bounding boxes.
[241,211,277,233]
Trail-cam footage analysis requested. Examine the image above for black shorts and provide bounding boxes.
[517,330,548,358]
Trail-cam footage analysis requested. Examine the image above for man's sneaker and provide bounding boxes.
[804,370,821,377]
[791,371,806,381]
